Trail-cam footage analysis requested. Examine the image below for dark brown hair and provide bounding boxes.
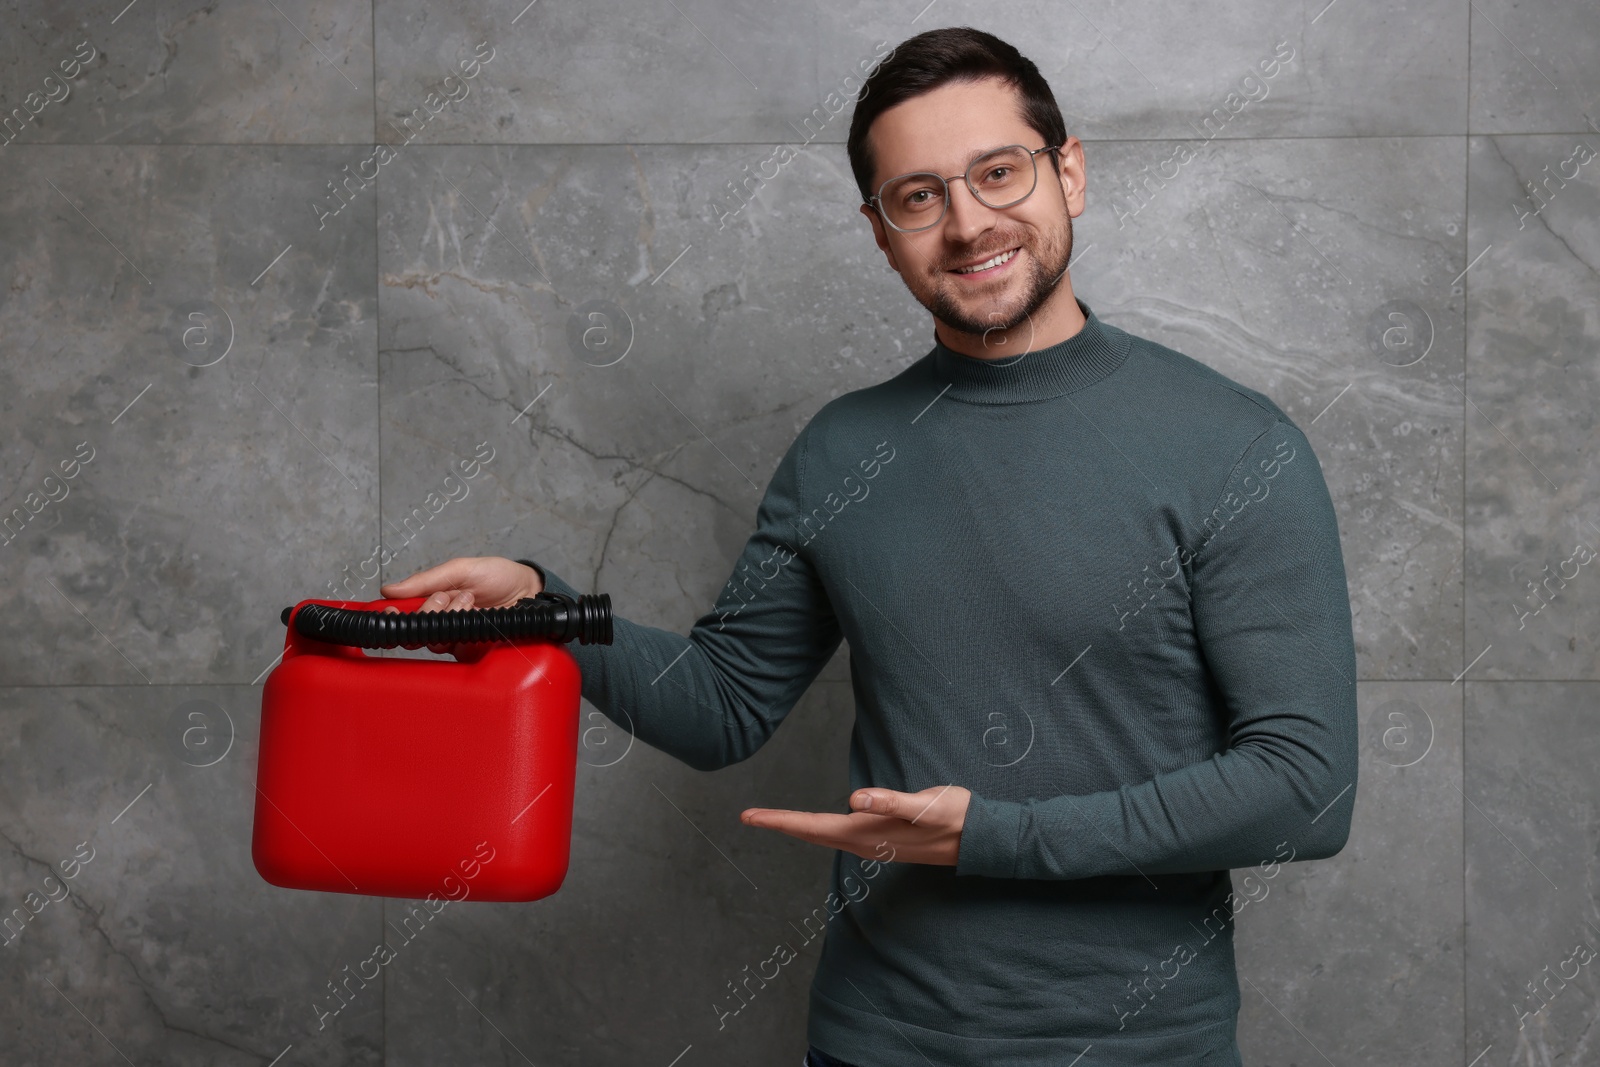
[846,26,1068,203]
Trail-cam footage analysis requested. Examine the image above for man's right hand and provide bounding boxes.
[377,556,544,656]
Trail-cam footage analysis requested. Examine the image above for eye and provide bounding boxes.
[980,165,1014,183]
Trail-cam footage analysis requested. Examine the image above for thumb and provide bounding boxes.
[850,789,907,816]
[380,558,473,598]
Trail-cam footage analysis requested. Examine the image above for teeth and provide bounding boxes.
[955,248,1017,274]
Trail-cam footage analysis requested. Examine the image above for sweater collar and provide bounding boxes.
[929,297,1128,404]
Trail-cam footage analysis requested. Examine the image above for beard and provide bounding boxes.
[912,212,1074,340]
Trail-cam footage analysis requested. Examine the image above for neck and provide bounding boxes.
[929,296,1128,405]
[932,271,1085,359]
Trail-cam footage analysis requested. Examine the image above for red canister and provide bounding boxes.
[252,596,581,902]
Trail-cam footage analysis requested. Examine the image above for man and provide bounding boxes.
[382,25,1357,1067]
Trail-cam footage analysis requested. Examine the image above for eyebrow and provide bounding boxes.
[901,143,1015,176]
[961,143,1013,167]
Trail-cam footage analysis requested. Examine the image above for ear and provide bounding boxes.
[1054,139,1088,219]
[860,203,901,273]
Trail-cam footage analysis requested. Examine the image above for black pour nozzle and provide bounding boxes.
[279,591,613,647]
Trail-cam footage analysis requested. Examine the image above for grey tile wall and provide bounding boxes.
[1234,681,1464,1067]
[2,0,1596,1063]
[1464,682,1600,1064]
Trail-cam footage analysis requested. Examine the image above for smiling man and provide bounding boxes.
[383,24,1357,1067]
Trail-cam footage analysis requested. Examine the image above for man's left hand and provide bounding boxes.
[740,785,972,866]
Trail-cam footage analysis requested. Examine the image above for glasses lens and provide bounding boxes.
[875,146,1047,230]
[968,145,1037,209]
[879,173,947,231]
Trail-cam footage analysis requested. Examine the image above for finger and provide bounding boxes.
[419,590,457,612]
[739,809,869,842]
[742,806,897,827]
[379,557,478,599]
[389,590,454,649]
[421,590,473,654]
[417,590,470,621]
[743,819,839,849]
[742,811,906,860]
[430,590,477,655]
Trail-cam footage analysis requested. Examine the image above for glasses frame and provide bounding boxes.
[865,143,1066,234]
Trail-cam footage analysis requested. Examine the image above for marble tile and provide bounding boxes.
[1080,136,1466,680]
[373,0,838,146]
[1463,134,1600,681]
[1463,682,1600,1065]
[0,0,373,144]
[1234,681,1463,1067]
[371,0,1467,146]
[1469,0,1600,135]
[0,685,383,1065]
[0,145,377,686]
[373,142,923,618]
[380,675,857,1065]
[857,0,1470,142]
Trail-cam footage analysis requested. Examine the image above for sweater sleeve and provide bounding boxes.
[955,422,1358,880]
[517,429,843,772]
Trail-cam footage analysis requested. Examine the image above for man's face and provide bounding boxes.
[859,77,1085,340]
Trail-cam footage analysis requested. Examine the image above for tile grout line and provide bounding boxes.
[1462,7,1471,1060]
[4,130,1600,150]
[369,2,386,1062]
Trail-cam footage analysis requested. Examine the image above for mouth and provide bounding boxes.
[949,246,1021,279]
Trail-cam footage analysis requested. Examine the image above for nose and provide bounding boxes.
[940,179,1001,247]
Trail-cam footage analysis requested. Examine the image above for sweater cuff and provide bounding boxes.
[514,557,583,601]
[954,794,1023,878]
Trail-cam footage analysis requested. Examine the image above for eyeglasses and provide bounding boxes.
[866,143,1065,233]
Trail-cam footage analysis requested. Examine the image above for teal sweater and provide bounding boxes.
[522,298,1357,1066]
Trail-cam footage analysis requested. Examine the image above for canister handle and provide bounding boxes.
[279,592,612,650]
